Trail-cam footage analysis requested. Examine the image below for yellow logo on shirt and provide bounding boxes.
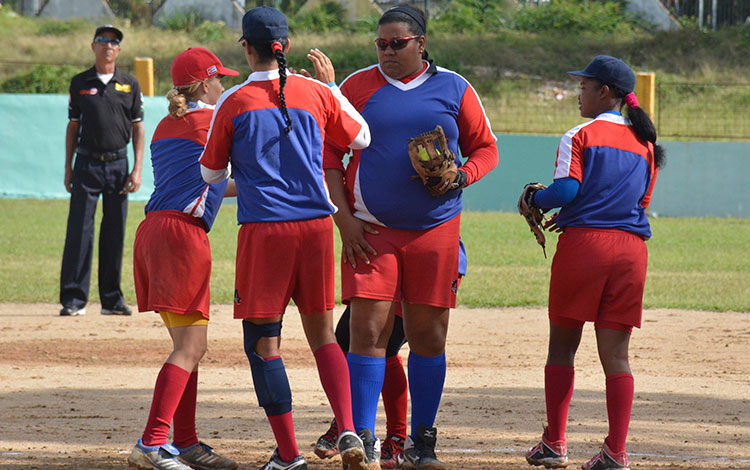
[115,83,131,93]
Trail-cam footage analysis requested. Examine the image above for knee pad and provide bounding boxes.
[242,321,291,416]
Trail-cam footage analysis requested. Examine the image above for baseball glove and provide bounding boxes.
[518,183,548,258]
[408,125,458,197]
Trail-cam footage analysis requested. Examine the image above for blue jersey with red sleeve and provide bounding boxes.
[145,105,228,232]
[553,112,658,238]
[323,62,498,231]
[199,70,368,224]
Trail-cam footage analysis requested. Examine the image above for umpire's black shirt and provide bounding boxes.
[68,66,144,153]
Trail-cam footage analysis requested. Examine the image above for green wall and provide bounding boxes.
[1,94,748,217]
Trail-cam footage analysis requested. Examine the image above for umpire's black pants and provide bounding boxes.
[60,154,129,310]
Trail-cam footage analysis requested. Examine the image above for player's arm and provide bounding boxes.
[124,121,145,193]
[299,48,370,150]
[324,167,378,269]
[456,84,499,186]
[64,121,79,193]
[200,103,233,184]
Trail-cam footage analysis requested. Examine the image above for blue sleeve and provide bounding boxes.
[533,177,580,209]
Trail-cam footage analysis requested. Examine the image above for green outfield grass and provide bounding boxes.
[0,199,747,312]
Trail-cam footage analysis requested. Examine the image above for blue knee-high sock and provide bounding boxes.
[408,351,446,437]
[347,352,386,434]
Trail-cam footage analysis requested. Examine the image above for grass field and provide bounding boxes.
[1,199,747,312]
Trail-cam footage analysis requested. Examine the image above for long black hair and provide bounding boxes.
[247,38,293,135]
[603,81,666,169]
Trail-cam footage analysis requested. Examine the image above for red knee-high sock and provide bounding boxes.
[268,411,299,462]
[382,355,408,439]
[314,342,355,432]
[605,373,634,454]
[142,362,191,446]
[545,364,575,443]
[173,370,199,449]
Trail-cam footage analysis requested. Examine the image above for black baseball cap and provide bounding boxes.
[239,6,288,42]
[94,24,123,42]
[568,55,636,94]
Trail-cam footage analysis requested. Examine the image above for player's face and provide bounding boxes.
[91,32,120,64]
[375,22,425,80]
[204,75,225,105]
[577,77,605,118]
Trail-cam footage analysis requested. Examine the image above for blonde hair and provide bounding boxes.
[166,81,203,118]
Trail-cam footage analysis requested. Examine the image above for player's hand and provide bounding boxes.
[64,166,73,193]
[544,212,563,233]
[121,171,141,194]
[336,214,378,269]
[299,48,335,85]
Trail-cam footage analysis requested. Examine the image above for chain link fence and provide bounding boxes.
[1,61,748,140]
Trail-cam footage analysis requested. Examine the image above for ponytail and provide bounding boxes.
[272,41,293,135]
[248,38,293,135]
[610,85,666,169]
[166,81,202,118]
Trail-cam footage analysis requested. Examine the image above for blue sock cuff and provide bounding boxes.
[408,351,446,366]
[347,352,386,366]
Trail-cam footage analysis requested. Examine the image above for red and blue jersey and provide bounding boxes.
[200,70,368,224]
[553,112,658,238]
[146,105,228,232]
[324,62,498,231]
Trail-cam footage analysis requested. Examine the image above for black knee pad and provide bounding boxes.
[242,321,292,416]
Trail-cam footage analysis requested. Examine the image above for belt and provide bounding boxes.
[77,147,127,162]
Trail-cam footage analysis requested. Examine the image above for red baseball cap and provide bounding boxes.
[171,48,239,87]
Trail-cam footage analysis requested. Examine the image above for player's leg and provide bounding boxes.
[400,303,449,470]
[314,305,351,459]
[98,157,129,312]
[380,313,408,468]
[129,314,208,470]
[581,326,633,470]
[526,320,583,468]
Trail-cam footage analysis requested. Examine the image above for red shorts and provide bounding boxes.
[234,217,335,319]
[133,210,211,319]
[549,227,648,331]
[342,215,460,309]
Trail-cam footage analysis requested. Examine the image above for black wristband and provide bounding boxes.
[450,170,467,191]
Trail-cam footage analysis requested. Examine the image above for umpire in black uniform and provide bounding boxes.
[60,25,144,316]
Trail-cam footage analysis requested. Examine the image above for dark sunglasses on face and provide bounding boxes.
[94,36,120,46]
[374,35,420,51]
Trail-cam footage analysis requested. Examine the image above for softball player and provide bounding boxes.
[524,55,665,470]
[315,241,468,469]
[199,7,371,470]
[127,48,239,470]
[323,6,497,469]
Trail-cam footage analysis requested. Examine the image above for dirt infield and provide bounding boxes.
[0,304,748,470]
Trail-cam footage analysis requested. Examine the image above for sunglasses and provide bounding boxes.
[374,35,421,51]
[94,36,120,46]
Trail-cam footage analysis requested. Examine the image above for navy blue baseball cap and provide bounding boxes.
[240,6,288,42]
[94,24,123,42]
[568,55,636,94]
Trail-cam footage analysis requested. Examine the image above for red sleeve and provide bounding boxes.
[199,101,233,170]
[640,144,658,209]
[323,139,347,171]
[456,84,498,186]
[322,86,364,150]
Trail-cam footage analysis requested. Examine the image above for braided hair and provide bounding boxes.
[247,38,293,135]
[597,80,666,169]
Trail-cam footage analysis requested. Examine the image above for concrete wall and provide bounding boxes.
[626,0,681,31]
[38,0,114,19]
[153,0,245,30]
[1,93,748,218]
